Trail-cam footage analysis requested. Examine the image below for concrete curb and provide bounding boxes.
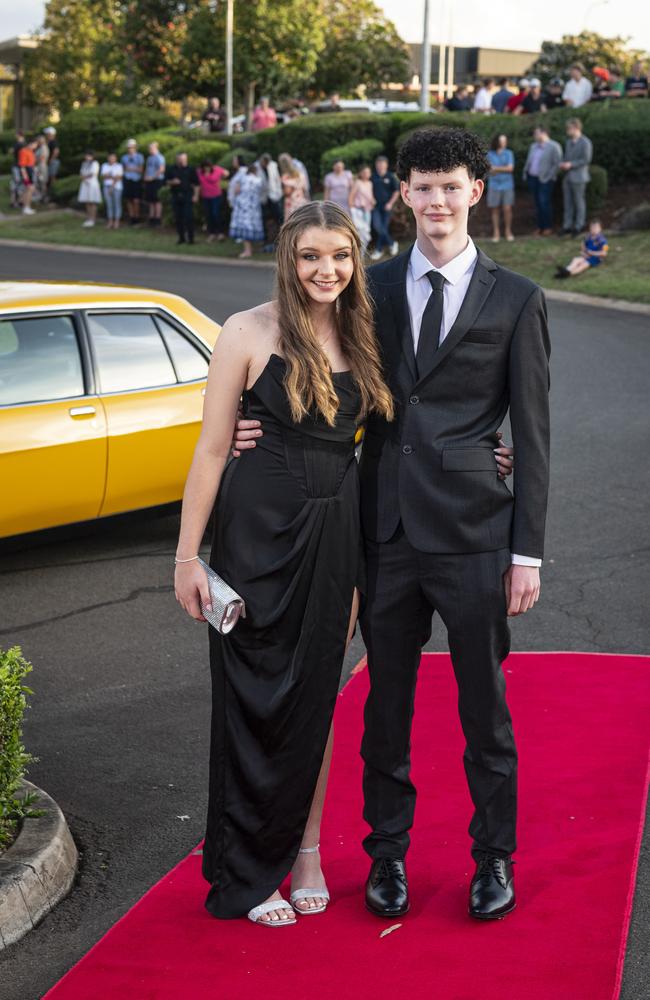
[0,237,648,314]
[0,781,78,950]
[0,237,276,270]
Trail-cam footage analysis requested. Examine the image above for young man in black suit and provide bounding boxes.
[360,127,550,921]
[232,128,549,922]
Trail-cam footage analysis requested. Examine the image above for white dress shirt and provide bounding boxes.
[406,239,542,568]
[562,76,593,108]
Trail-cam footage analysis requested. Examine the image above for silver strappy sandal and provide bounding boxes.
[290,845,331,915]
[247,898,296,927]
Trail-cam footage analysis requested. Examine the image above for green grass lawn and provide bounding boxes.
[1,180,648,304]
[473,231,650,305]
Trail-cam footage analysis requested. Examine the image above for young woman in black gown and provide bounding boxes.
[174,202,394,926]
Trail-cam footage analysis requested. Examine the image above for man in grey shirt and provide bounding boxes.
[559,117,592,235]
[523,125,563,235]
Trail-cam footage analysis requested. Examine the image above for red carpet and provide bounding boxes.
[46,653,649,1000]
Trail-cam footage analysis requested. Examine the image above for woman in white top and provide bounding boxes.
[78,151,102,227]
[100,153,124,229]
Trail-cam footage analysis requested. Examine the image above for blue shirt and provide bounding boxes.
[487,149,514,191]
[491,88,512,114]
[372,170,399,207]
[584,232,608,265]
[145,152,165,180]
[121,152,144,182]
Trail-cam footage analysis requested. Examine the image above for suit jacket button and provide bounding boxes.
[402,445,413,455]
[409,395,419,405]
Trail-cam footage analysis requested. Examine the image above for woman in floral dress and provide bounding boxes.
[229,165,265,259]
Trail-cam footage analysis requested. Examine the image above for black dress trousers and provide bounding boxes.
[360,527,516,860]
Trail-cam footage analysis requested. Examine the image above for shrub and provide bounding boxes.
[320,138,384,178]
[0,129,15,154]
[261,113,394,182]
[51,104,174,174]
[0,646,39,852]
[586,164,608,213]
[51,174,82,206]
[51,173,82,206]
[0,153,12,174]
[179,140,230,167]
[217,146,254,171]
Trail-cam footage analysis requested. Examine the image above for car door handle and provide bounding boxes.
[69,405,96,417]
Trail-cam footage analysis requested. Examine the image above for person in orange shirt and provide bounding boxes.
[17,139,36,215]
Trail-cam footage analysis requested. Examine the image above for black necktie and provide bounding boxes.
[416,271,446,379]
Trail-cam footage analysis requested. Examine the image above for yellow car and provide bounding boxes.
[0,281,220,538]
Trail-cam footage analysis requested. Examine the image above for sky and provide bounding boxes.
[1,0,648,53]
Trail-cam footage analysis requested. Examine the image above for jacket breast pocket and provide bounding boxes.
[442,447,497,472]
[462,330,502,345]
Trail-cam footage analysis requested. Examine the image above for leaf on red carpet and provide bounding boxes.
[379,923,402,938]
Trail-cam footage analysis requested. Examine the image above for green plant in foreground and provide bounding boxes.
[0,646,41,851]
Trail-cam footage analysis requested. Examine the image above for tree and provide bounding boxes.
[312,0,410,97]
[193,0,327,115]
[24,0,127,113]
[527,31,648,84]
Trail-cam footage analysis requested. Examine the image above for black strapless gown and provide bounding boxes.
[202,354,362,918]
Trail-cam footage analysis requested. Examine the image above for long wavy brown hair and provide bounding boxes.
[275,201,394,426]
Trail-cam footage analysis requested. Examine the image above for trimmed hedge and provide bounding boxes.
[586,164,608,213]
[396,101,650,185]
[260,113,394,182]
[217,146,254,170]
[320,138,384,178]
[50,104,174,174]
[51,174,81,206]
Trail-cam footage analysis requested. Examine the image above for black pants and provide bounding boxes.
[360,528,516,860]
[172,195,194,241]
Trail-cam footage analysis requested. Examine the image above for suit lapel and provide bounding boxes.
[414,249,497,387]
[387,250,417,383]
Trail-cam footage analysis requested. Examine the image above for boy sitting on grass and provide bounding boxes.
[555,219,608,279]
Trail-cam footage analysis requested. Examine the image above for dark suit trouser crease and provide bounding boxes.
[172,195,194,241]
[360,528,517,861]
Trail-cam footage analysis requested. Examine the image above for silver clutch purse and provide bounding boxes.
[198,558,246,635]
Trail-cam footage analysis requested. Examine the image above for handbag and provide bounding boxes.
[198,558,246,635]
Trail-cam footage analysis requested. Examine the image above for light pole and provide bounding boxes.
[419,0,431,112]
[225,0,234,136]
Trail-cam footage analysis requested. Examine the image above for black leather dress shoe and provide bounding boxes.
[365,858,409,917]
[469,853,515,920]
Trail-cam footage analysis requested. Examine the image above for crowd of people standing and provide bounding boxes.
[445,61,649,115]
[10,126,60,212]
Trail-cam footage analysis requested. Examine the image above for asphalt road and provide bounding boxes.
[0,246,648,999]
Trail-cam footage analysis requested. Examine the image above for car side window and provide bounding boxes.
[155,315,209,383]
[87,312,176,394]
[0,314,84,406]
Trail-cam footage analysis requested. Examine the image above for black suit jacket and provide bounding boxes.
[360,247,551,558]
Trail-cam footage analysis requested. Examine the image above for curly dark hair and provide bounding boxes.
[396,127,490,183]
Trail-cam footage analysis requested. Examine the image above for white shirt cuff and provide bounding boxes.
[511,553,542,567]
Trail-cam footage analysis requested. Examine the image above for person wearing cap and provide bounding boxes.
[542,77,565,111]
[506,79,529,113]
[562,64,593,108]
[121,139,145,226]
[517,79,546,115]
